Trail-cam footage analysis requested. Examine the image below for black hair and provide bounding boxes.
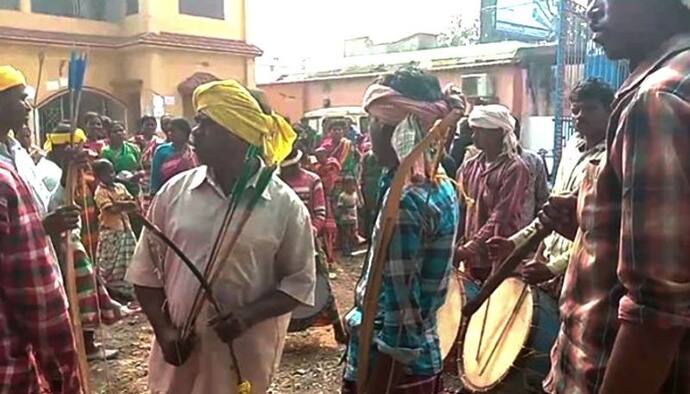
[82,111,101,125]
[569,78,615,109]
[513,115,522,140]
[108,121,125,134]
[92,158,113,177]
[140,115,157,128]
[52,122,72,134]
[170,117,192,138]
[376,66,442,102]
[248,88,272,115]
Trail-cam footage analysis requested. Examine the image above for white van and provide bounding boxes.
[302,106,369,136]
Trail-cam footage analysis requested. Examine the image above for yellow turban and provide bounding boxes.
[193,79,295,165]
[0,65,27,93]
[43,128,87,152]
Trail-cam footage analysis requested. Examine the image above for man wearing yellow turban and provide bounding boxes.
[0,66,83,392]
[127,79,316,394]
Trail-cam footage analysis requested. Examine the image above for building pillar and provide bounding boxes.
[18,0,31,13]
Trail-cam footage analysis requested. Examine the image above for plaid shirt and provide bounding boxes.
[0,161,80,393]
[344,171,459,380]
[546,33,690,394]
[456,153,529,268]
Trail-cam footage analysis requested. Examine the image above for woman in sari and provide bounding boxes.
[101,121,142,197]
[149,117,199,194]
[130,115,164,212]
[319,119,359,177]
[82,111,108,155]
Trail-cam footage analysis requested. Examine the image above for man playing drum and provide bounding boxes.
[342,68,464,393]
[455,105,529,282]
[489,79,613,299]
[493,1,690,392]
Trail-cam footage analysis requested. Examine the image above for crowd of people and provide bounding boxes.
[0,1,689,393]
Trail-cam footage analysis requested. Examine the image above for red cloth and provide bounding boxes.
[0,161,81,393]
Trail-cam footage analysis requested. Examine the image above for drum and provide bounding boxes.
[459,277,559,393]
[437,270,480,360]
[288,272,333,332]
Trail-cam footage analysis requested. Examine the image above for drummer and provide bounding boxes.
[493,1,690,392]
[489,79,613,298]
[455,105,529,282]
[342,68,464,393]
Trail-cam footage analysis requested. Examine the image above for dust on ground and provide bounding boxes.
[90,254,464,393]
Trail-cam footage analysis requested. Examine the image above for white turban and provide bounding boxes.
[468,105,515,133]
[468,104,519,156]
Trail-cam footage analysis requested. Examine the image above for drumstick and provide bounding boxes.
[479,284,529,376]
[462,221,551,318]
[475,224,501,360]
[475,296,490,362]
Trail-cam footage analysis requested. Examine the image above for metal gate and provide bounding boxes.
[552,0,628,172]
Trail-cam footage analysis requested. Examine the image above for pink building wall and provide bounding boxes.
[260,64,527,123]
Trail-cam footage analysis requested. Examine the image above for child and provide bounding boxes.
[315,149,342,270]
[93,159,138,303]
[336,176,360,257]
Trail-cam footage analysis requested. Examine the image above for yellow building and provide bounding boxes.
[0,0,261,139]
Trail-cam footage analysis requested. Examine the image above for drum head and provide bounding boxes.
[436,269,463,359]
[460,277,534,391]
[291,273,330,320]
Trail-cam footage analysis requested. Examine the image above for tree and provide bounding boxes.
[438,14,480,47]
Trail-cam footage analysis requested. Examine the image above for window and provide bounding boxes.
[0,0,18,10]
[461,74,494,98]
[179,0,224,19]
[31,0,107,20]
[126,0,138,15]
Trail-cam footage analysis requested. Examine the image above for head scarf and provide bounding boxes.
[362,84,451,131]
[193,80,296,165]
[43,128,87,152]
[363,81,460,181]
[0,65,26,93]
[468,105,519,156]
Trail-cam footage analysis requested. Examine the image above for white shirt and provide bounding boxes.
[126,164,316,394]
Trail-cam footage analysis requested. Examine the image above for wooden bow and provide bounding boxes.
[355,111,461,393]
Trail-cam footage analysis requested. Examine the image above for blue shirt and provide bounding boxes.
[344,171,460,380]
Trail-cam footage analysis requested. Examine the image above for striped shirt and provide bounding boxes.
[546,33,690,394]
[281,168,327,234]
[344,171,459,380]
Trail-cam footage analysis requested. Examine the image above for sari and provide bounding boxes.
[149,142,199,194]
[321,137,358,177]
[130,135,164,212]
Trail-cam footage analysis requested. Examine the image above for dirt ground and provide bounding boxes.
[89,254,464,393]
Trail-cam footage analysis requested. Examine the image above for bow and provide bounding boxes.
[133,211,252,394]
[355,111,461,393]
